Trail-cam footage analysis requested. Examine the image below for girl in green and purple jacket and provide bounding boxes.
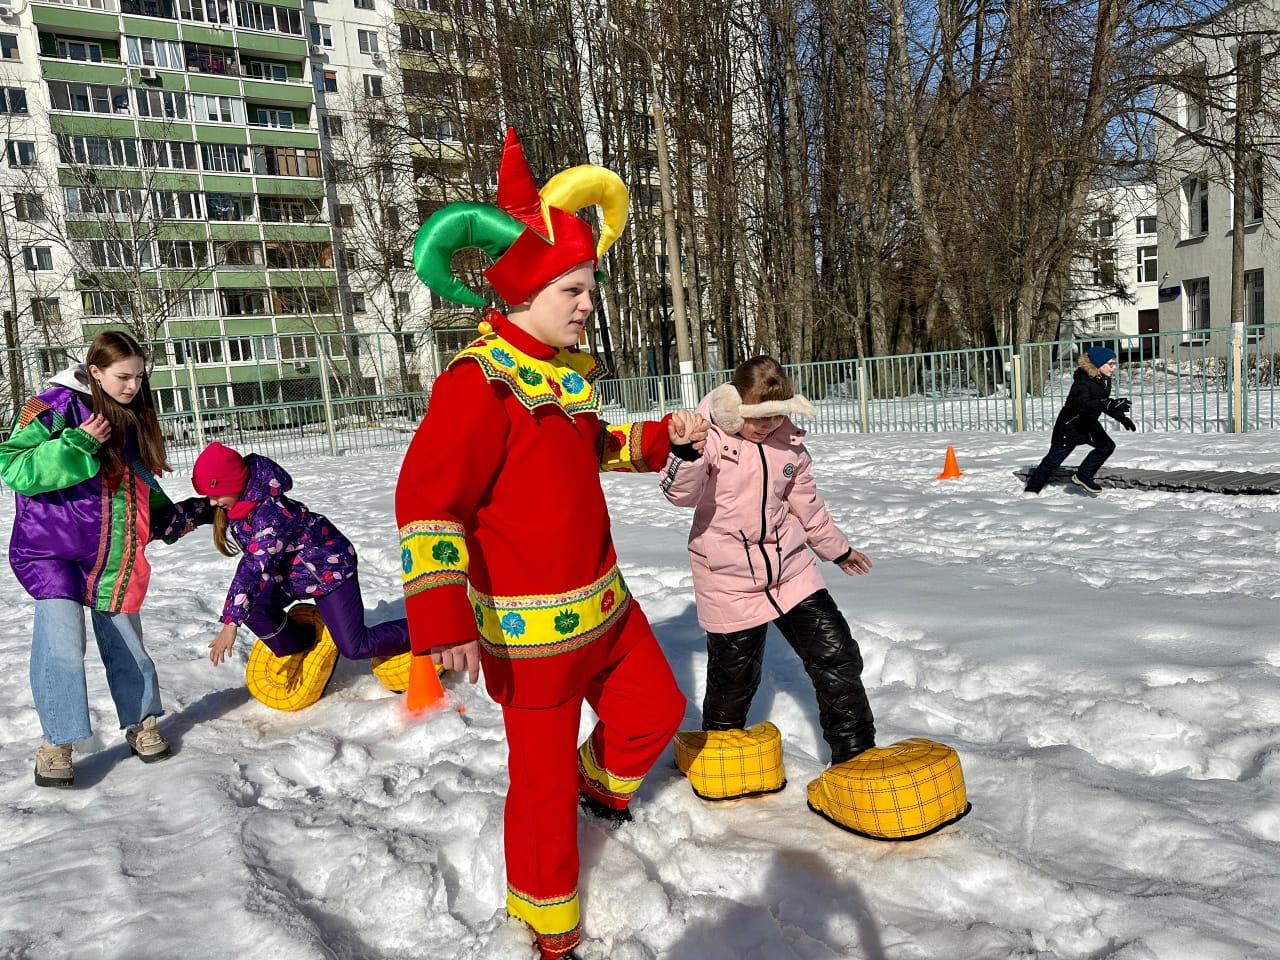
[0,331,209,788]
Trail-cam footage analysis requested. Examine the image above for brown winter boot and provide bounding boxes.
[125,716,171,763]
[34,741,74,788]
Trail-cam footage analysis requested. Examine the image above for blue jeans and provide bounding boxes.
[30,598,163,745]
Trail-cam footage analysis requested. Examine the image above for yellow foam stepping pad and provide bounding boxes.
[369,651,444,693]
[806,738,970,840]
[245,605,339,712]
[674,721,786,800]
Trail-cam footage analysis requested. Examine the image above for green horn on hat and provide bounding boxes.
[412,202,526,307]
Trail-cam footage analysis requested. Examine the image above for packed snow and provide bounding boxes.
[2,429,1279,960]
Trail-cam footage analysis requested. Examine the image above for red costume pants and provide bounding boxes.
[501,603,685,958]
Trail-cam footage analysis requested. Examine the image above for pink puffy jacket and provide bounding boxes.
[659,415,851,632]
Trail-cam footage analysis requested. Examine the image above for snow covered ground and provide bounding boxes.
[2,429,1280,960]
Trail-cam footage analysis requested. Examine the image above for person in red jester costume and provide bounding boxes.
[395,128,706,960]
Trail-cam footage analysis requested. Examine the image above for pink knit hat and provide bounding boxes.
[192,442,249,498]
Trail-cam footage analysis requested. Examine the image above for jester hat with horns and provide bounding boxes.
[413,128,629,308]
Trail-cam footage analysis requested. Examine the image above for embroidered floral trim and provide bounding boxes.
[470,566,629,659]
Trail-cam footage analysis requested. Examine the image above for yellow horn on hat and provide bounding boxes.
[539,165,629,258]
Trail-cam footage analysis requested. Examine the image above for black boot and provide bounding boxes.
[578,791,633,826]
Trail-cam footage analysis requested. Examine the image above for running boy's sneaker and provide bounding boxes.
[1071,473,1103,494]
[125,716,172,762]
[34,741,74,788]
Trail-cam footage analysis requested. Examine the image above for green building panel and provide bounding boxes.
[166,320,226,336]
[269,269,339,287]
[31,5,116,32]
[227,364,274,384]
[187,75,241,96]
[202,173,255,192]
[234,33,307,58]
[272,0,303,10]
[137,120,195,139]
[192,124,248,145]
[255,176,324,197]
[276,316,343,334]
[247,127,319,149]
[219,270,269,287]
[49,114,137,137]
[241,81,315,105]
[58,167,144,189]
[150,172,201,190]
[156,223,211,241]
[179,25,227,46]
[262,224,331,242]
[39,59,128,83]
[121,17,181,40]
[220,318,276,334]
[209,223,263,240]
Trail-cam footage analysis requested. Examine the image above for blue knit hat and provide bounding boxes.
[1088,346,1116,368]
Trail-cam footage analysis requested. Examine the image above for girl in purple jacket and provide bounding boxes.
[192,443,410,666]
[0,331,210,787]
[659,356,877,765]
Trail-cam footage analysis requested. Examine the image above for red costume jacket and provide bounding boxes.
[395,314,674,709]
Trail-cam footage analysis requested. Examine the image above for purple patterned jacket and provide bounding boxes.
[219,454,358,625]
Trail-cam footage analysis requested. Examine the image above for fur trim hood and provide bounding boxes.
[48,364,92,395]
[707,382,816,434]
[1076,353,1107,378]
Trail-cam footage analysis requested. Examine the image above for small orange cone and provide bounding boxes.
[405,652,446,716]
[935,446,964,480]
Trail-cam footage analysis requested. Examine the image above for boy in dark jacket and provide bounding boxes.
[1024,346,1135,495]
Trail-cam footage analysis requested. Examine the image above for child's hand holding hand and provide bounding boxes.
[670,410,710,453]
[209,623,238,665]
[80,414,111,444]
[837,549,872,576]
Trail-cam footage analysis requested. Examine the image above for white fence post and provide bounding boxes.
[186,356,205,451]
[1012,351,1025,432]
[319,348,338,456]
[857,359,870,432]
[1231,321,1244,433]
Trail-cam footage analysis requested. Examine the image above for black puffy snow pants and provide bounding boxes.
[701,589,876,764]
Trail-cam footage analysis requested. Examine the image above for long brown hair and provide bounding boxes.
[211,506,241,557]
[86,330,170,486]
[730,355,794,405]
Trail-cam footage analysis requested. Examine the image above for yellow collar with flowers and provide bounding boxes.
[450,330,606,417]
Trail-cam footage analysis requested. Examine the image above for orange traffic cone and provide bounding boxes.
[405,651,446,716]
[935,446,964,480]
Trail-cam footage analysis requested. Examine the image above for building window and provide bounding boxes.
[1245,269,1264,328]
[1185,277,1210,333]
[1236,39,1262,113]
[15,193,45,220]
[1242,152,1263,225]
[1135,215,1156,236]
[1093,313,1119,332]
[1092,248,1115,287]
[56,38,104,62]
[1092,217,1114,239]
[22,246,54,271]
[315,69,337,93]
[397,291,411,312]
[255,108,295,129]
[337,204,355,226]
[0,87,27,113]
[355,0,374,8]
[351,291,366,312]
[32,297,62,329]
[324,115,343,137]
[309,23,333,47]
[364,74,383,97]
[1183,64,1207,132]
[358,30,379,55]
[1,34,18,60]
[6,139,34,166]
[1182,175,1209,237]
[1136,245,1158,284]
[246,60,288,81]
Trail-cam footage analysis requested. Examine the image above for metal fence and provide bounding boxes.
[1,322,1277,471]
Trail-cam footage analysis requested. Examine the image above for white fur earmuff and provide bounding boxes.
[707,382,816,433]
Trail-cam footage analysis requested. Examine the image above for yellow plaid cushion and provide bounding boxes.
[674,721,786,800]
[245,605,339,712]
[806,738,970,840]
[369,652,444,693]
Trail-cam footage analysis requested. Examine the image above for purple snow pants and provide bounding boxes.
[246,577,410,660]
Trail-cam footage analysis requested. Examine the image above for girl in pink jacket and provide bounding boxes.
[660,356,877,764]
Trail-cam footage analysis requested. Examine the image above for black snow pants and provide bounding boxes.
[701,589,876,764]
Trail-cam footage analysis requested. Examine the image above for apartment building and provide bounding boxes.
[1153,0,1276,341]
[1068,183,1160,353]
